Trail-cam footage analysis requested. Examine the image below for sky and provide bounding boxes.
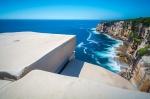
[0,0,150,20]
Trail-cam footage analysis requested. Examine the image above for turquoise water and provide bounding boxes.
[0,20,122,72]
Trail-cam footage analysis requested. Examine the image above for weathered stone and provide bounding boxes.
[0,70,149,99]
[130,56,150,92]
[0,32,76,80]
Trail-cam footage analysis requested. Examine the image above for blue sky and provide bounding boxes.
[0,0,150,19]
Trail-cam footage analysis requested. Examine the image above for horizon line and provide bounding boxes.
[0,17,149,21]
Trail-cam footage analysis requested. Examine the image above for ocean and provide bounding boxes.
[0,20,122,72]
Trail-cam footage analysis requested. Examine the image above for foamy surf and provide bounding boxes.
[76,27,123,72]
[86,30,99,44]
[91,28,99,34]
[93,32,122,72]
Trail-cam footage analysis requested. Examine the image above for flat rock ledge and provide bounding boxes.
[0,32,149,99]
[0,32,75,80]
[0,70,149,99]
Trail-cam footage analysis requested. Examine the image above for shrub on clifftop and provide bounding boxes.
[129,32,142,44]
[137,45,150,57]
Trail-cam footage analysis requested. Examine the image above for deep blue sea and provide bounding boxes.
[0,20,122,72]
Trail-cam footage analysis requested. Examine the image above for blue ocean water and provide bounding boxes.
[0,20,122,72]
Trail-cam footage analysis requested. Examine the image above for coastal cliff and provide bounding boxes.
[96,17,150,92]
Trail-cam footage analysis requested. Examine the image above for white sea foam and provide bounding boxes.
[77,42,84,48]
[83,47,88,54]
[77,28,122,72]
[102,33,119,41]
[89,40,99,44]
[86,27,122,71]
[86,31,92,41]
[106,58,121,71]
[94,51,115,58]
[107,44,122,71]
[103,33,113,39]
[94,39,122,72]
[95,58,101,65]
[106,41,122,71]
[91,28,96,31]
[91,28,99,34]
[86,30,99,44]
[77,42,88,55]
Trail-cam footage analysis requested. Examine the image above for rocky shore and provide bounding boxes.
[96,17,150,92]
[2,32,148,99]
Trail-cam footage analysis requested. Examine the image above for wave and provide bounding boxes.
[102,33,118,41]
[86,30,99,44]
[77,27,122,72]
[77,42,88,55]
[106,58,121,71]
[93,39,122,71]
[77,42,85,48]
[114,39,123,47]
[94,50,115,58]
[91,28,96,31]
[91,28,99,34]
[101,32,123,47]
[94,51,120,71]
[83,47,88,54]
[95,57,101,65]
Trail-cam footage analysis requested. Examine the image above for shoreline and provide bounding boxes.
[98,31,128,73]
[96,18,150,92]
[92,28,123,72]
[111,35,131,73]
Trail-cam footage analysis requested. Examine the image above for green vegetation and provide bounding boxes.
[109,17,150,26]
[129,32,142,44]
[133,38,141,44]
[127,17,150,27]
[137,45,150,57]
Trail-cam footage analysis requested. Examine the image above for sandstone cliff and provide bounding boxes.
[96,17,150,92]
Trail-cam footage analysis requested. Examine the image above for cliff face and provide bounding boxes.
[97,21,131,41]
[130,56,150,92]
[96,18,150,92]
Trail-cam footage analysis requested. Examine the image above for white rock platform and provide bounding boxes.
[0,80,12,89]
[61,59,135,90]
[0,32,149,99]
[0,32,75,80]
[0,70,149,99]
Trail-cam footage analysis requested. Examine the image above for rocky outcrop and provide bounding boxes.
[96,21,131,41]
[96,17,150,92]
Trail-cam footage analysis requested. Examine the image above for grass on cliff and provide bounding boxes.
[127,17,150,26]
[129,32,142,44]
[137,45,150,57]
[108,17,150,26]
